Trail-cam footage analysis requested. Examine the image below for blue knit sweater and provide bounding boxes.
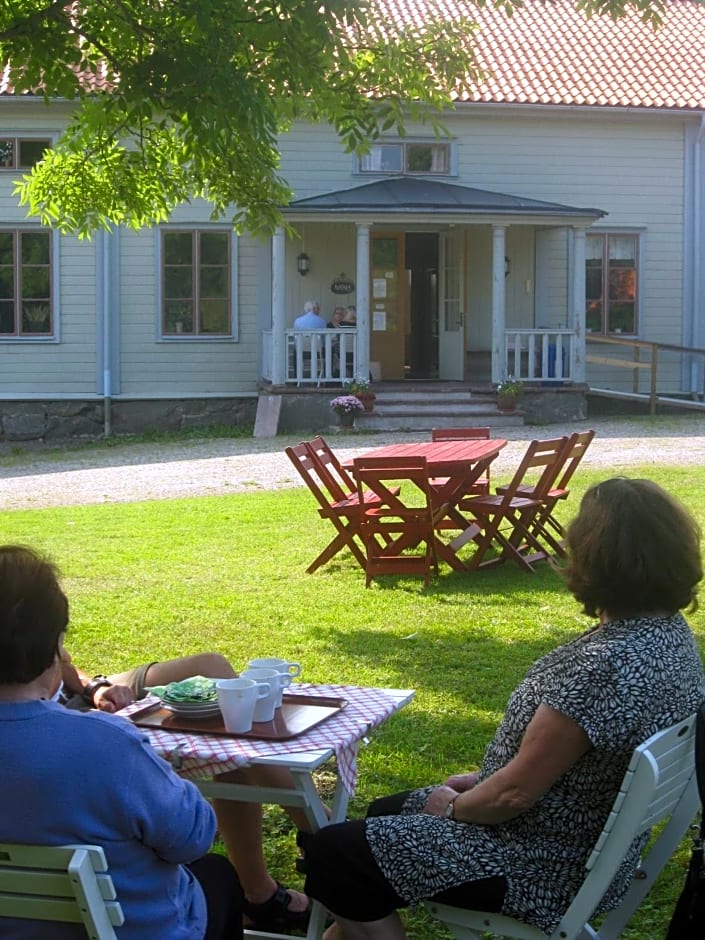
[0,699,215,938]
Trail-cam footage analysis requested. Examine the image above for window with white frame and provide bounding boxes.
[162,230,232,336]
[360,141,451,175]
[585,233,638,335]
[0,138,51,169]
[0,230,52,336]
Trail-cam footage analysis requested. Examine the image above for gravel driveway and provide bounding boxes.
[0,415,704,510]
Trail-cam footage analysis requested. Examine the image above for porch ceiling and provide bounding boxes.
[285,177,606,223]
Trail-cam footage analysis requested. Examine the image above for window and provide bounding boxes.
[162,230,232,336]
[0,230,52,336]
[360,142,450,175]
[586,233,638,334]
[0,138,51,169]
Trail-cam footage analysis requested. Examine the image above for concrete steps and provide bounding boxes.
[357,383,524,432]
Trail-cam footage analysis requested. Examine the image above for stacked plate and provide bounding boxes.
[152,676,222,720]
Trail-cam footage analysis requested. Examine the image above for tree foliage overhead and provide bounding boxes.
[0,0,667,237]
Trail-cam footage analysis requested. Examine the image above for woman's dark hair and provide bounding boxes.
[562,477,702,618]
[0,545,68,684]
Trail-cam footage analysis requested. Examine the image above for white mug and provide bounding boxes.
[240,668,286,722]
[247,658,301,706]
[216,678,269,733]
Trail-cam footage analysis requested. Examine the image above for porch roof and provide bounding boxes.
[285,178,606,221]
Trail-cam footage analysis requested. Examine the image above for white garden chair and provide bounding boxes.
[0,842,124,939]
[426,712,699,940]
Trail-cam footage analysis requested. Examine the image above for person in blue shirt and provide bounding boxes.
[0,544,243,940]
[294,300,326,329]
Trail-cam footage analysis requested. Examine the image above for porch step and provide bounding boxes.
[359,384,524,432]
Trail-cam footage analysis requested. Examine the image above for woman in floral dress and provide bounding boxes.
[304,477,705,939]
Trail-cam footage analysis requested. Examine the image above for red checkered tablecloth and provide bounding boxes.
[121,684,411,794]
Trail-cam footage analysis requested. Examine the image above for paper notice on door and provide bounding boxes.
[373,309,387,331]
[373,278,387,299]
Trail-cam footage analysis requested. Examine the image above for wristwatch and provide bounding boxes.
[444,796,458,820]
[82,675,112,705]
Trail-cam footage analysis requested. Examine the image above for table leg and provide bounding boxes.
[196,747,359,940]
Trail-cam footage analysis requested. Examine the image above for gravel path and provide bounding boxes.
[0,415,704,510]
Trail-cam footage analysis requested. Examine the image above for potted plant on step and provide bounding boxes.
[496,377,523,413]
[330,394,364,428]
[343,375,376,413]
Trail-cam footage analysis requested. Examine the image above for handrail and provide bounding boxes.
[586,334,705,415]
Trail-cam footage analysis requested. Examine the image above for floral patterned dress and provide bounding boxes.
[365,614,705,933]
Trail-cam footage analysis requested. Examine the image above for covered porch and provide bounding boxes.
[261,178,606,387]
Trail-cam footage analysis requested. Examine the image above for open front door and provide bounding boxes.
[369,233,407,380]
[438,230,466,380]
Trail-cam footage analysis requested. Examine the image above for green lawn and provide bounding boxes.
[2,462,702,940]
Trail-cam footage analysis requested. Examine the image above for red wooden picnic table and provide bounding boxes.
[345,438,507,571]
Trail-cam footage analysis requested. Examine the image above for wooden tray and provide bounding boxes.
[129,693,347,740]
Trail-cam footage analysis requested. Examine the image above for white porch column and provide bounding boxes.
[491,225,507,384]
[356,223,371,379]
[271,226,286,385]
[570,227,586,384]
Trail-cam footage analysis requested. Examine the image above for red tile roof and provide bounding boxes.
[1,1,703,111]
[382,0,705,110]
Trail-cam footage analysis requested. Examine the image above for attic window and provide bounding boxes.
[0,138,51,169]
[360,142,450,175]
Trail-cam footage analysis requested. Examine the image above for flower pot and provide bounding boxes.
[355,392,376,413]
[497,394,517,413]
[337,411,356,428]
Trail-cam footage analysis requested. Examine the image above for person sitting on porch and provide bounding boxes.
[294,300,326,330]
[57,645,313,932]
[328,306,345,328]
[340,305,357,327]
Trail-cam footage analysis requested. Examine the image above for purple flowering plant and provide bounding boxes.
[330,395,364,415]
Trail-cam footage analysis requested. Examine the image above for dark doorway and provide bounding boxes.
[405,233,439,379]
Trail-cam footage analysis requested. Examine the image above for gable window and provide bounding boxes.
[586,233,638,335]
[360,142,450,175]
[162,230,232,336]
[0,138,51,169]
[0,230,52,336]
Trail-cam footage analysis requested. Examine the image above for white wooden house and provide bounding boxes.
[0,0,703,438]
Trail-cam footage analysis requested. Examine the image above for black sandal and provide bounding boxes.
[243,882,312,933]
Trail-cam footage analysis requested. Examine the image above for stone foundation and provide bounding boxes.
[0,398,258,443]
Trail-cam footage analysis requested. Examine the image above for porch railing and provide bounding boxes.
[586,334,705,414]
[504,329,575,383]
[262,329,358,385]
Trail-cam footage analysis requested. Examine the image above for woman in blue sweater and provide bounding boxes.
[0,544,243,939]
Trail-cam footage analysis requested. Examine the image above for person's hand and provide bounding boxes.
[443,771,481,792]
[423,785,459,817]
[92,684,134,712]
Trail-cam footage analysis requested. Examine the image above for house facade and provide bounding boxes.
[0,0,703,439]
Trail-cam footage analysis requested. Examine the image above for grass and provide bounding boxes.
[2,461,703,939]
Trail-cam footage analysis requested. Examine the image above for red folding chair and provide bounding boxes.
[529,428,595,556]
[496,429,595,557]
[285,441,368,573]
[450,436,570,573]
[430,427,492,496]
[353,456,447,587]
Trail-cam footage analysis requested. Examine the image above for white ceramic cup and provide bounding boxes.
[247,658,301,706]
[240,668,286,722]
[216,678,269,733]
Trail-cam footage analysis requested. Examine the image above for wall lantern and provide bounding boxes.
[296,252,311,276]
[505,255,511,278]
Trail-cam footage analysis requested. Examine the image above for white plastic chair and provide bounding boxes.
[426,712,699,940]
[0,842,124,939]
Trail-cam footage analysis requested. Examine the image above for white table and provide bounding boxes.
[123,683,414,940]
